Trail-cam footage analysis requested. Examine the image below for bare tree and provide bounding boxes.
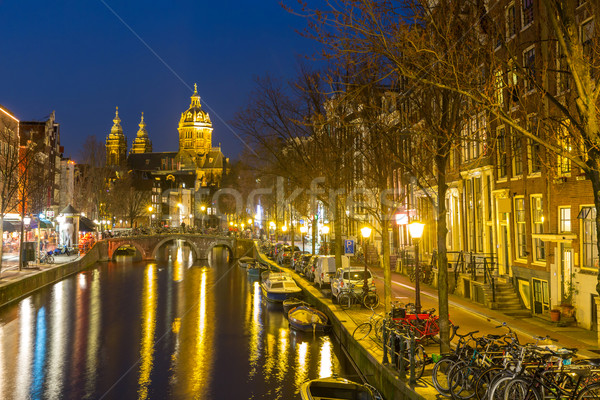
[0,113,22,274]
[74,136,110,221]
[107,173,150,227]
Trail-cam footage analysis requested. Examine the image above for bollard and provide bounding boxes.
[397,332,406,380]
[382,319,389,365]
[409,329,416,384]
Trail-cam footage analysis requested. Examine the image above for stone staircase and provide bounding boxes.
[486,280,531,318]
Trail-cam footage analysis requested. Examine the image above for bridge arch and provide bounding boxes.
[205,239,234,260]
[151,236,202,260]
[108,241,147,260]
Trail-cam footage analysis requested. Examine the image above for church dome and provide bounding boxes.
[180,83,211,125]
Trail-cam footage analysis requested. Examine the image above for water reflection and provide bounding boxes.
[0,243,352,399]
[138,264,157,399]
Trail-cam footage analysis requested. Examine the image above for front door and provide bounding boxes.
[499,225,510,276]
[532,278,549,314]
[560,243,573,302]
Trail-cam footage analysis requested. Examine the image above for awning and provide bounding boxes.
[2,220,22,232]
[79,217,97,232]
[30,218,53,229]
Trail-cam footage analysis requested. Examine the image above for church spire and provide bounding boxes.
[190,83,201,108]
[106,106,127,166]
[110,106,123,135]
[131,111,152,154]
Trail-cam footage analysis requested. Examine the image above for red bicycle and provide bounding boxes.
[391,307,455,344]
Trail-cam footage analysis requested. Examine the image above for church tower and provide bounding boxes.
[131,112,153,154]
[105,107,127,166]
[177,84,213,155]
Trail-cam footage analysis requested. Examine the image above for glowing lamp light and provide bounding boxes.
[269,221,275,229]
[360,226,372,239]
[281,225,288,232]
[23,217,31,226]
[229,221,234,226]
[148,206,153,212]
[408,221,425,239]
[248,218,253,225]
[200,205,206,212]
[322,225,330,235]
[300,226,308,234]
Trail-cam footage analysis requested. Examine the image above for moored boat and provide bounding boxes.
[238,256,255,268]
[300,376,383,400]
[283,297,309,315]
[287,305,329,332]
[260,272,302,302]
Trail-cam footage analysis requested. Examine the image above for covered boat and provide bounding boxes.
[247,261,269,278]
[300,376,383,400]
[283,297,309,315]
[288,305,329,332]
[238,256,255,268]
[260,272,302,302]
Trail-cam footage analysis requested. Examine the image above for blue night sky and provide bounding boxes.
[1,0,320,161]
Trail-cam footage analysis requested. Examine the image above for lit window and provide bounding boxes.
[580,206,598,269]
[515,197,527,259]
[531,195,545,262]
[559,207,571,233]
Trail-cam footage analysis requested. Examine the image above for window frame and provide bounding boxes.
[530,195,545,263]
[514,196,527,260]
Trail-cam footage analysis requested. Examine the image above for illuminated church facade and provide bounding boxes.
[105,84,228,228]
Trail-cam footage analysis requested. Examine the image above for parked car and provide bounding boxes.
[295,253,313,274]
[331,266,376,302]
[277,245,300,265]
[314,255,350,289]
[304,255,319,281]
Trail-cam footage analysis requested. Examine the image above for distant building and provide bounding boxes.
[105,84,229,227]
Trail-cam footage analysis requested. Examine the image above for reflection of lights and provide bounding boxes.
[30,307,47,398]
[295,342,309,388]
[319,338,333,378]
[47,282,67,399]
[248,281,261,376]
[85,270,101,397]
[78,273,87,290]
[15,298,33,400]
[278,328,288,377]
[191,268,213,393]
[138,264,157,399]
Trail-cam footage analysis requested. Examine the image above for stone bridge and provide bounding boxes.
[105,234,256,261]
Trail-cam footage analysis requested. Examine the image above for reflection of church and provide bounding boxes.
[105,84,228,227]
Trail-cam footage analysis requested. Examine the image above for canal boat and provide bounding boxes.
[287,305,329,332]
[247,261,270,278]
[283,297,309,315]
[237,256,255,268]
[300,376,383,400]
[260,272,302,302]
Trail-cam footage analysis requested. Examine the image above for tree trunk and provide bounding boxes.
[380,207,392,314]
[0,216,4,276]
[334,199,342,268]
[312,215,317,254]
[436,157,451,353]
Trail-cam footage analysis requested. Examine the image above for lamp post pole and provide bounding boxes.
[409,221,425,315]
[361,227,372,299]
[414,238,421,314]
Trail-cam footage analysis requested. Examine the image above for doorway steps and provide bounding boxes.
[485,280,531,318]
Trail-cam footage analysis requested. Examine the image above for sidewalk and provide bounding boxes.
[374,266,600,358]
[0,253,82,286]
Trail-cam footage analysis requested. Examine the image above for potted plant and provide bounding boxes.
[550,309,561,322]
[560,274,578,318]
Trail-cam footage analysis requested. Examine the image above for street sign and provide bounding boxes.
[344,239,355,256]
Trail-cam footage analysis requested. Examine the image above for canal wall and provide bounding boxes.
[258,253,427,400]
[0,241,109,309]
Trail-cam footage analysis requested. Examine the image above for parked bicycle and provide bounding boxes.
[353,308,384,341]
[338,283,380,310]
[39,251,54,264]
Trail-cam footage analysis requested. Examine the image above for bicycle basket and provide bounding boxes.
[392,307,406,319]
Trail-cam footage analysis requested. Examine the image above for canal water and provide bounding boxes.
[0,242,356,399]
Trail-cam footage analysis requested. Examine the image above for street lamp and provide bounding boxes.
[148,206,153,227]
[300,226,308,252]
[322,225,330,254]
[200,205,206,231]
[360,226,372,298]
[408,221,425,314]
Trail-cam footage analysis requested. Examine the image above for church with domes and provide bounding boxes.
[105,84,229,228]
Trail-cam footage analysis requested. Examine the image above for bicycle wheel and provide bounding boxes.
[374,318,385,342]
[363,292,379,309]
[578,382,600,399]
[503,377,542,400]
[449,364,480,400]
[49,255,55,264]
[338,293,352,310]
[474,366,503,400]
[353,322,372,341]
[413,344,426,380]
[487,374,515,400]
[432,356,457,396]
